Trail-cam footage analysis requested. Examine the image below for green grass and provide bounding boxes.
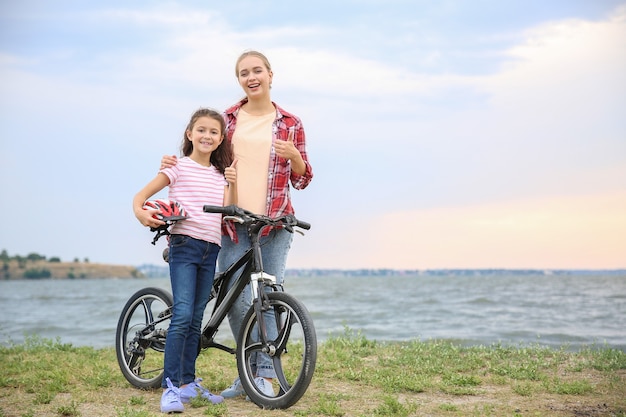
[1,330,625,416]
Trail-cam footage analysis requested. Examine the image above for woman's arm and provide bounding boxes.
[285,123,313,189]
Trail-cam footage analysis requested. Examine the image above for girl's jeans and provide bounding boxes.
[217,224,293,379]
[162,234,219,388]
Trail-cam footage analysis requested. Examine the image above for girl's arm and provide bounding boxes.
[223,159,238,206]
[133,173,170,228]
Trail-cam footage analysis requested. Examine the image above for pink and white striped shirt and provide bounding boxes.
[160,156,226,246]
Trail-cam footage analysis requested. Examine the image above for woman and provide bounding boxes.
[162,50,313,398]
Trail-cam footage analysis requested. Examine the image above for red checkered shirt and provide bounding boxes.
[223,98,314,242]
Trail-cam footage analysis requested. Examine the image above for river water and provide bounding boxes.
[1,271,624,351]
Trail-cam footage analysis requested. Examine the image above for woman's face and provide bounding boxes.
[237,55,273,99]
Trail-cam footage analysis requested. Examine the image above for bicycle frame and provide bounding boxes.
[200,217,277,354]
[200,248,252,353]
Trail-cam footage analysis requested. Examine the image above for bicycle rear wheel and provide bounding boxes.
[237,291,317,409]
[115,287,172,389]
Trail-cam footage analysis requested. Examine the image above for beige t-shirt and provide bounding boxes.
[232,109,274,214]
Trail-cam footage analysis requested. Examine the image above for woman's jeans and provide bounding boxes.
[217,224,293,379]
[163,234,219,388]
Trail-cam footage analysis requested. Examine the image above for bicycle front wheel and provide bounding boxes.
[237,291,317,409]
[115,287,172,389]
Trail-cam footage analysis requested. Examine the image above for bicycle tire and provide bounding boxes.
[237,291,317,409]
[115,287,173,389]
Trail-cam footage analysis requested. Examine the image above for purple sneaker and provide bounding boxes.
[180,378,224,404]
[160,377,184,413]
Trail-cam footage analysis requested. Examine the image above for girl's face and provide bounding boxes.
[237,55,273,99]
[186,116,223,155]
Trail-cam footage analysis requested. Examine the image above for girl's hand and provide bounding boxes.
[134,207,165,228]
[224,159,238,186]
[160,155,178,170]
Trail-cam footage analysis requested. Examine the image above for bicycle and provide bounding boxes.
[115,204,317,409]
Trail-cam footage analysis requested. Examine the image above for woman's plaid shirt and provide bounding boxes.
[222,98,314,242]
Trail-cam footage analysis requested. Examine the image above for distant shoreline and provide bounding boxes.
[286,268,626,276]
[3,259,625,280]
[138,265,626,279]
[2,260,141,280]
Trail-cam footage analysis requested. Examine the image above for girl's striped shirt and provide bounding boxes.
[160,156,226,246]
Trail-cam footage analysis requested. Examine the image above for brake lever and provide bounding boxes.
[224,215,245,224]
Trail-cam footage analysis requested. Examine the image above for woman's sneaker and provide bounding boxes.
[246,377,275,401]
[161,377,184,413]
[255,377,275,397]
[220,377,245,398]
[179,378,224,404]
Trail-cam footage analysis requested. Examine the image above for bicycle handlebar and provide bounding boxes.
[203,204,311,231]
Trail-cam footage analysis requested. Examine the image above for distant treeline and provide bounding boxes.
[2,249,90,280]
[1,249,89,265]
[1,250,139,280]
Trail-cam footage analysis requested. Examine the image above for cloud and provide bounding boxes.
[417,8,626,199]
[486,9,626,110]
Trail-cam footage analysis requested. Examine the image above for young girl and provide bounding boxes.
[162,50,313,399]
[134,108,237,413]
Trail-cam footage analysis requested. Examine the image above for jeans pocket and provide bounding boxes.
[169,234,188,248]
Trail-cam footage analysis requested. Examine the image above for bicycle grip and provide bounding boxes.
[203,204,237,215]
[296,220,311,230]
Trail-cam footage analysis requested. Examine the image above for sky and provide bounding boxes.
[1,0,625,270]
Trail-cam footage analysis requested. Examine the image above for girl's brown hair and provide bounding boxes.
[181,108,232,174]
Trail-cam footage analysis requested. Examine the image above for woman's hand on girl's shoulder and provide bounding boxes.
[160,155,178,170]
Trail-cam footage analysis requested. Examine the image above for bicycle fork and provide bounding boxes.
[250,272,279,356]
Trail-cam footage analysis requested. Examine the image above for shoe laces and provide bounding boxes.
[163,377,181,402]
[190,378,206,392]
[190,378,221,397]
[165,377,179,392]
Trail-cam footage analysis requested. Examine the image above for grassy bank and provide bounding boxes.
[2,259,141,280]
[1,331,625,417]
